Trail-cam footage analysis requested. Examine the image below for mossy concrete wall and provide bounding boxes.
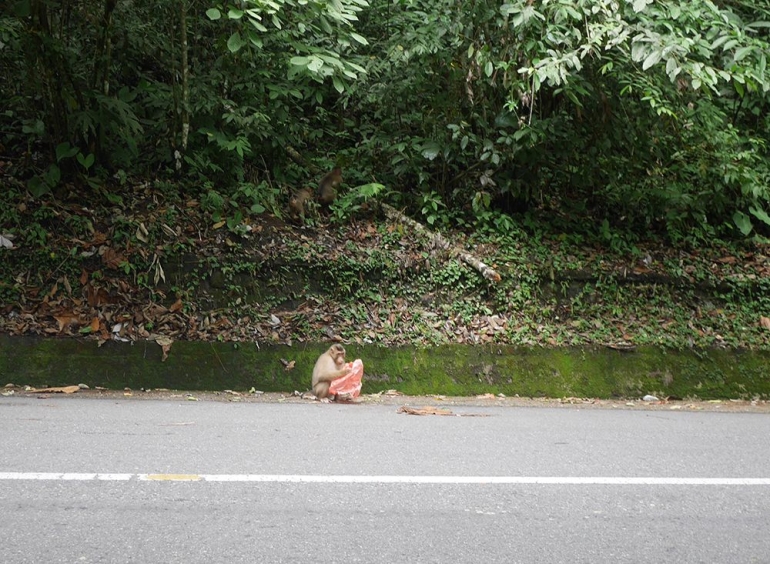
[1,335,769,399]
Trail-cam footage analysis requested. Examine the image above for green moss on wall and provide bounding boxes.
[1,335,768,399]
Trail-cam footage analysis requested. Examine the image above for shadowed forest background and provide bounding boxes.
[2,0,770,352]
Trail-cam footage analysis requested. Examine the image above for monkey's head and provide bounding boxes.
[329,344,346,366]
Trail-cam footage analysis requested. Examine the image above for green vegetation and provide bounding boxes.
[2,0,770,397]
[1,0,769,239]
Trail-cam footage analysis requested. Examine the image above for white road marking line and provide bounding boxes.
[0,473,133,481]
[0,473,769,485]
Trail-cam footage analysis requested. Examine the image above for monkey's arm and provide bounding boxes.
[313,367,351,384]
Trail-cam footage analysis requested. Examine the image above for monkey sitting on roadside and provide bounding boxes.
[288,188,313,224]
[318,167,342,206]
[311,344,351,399]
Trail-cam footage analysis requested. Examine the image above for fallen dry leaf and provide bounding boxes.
[32,385,80,394]
[154,335,174,361]
[398,406,453,416]
[54,314,79,333]
[397,406,490,417]
[760,316,770,331]
[476,393,496,400]
[101,247,125,269]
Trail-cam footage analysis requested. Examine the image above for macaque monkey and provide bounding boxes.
[318,167,342,206]
[288,188,313,223]
[311,344,351,399]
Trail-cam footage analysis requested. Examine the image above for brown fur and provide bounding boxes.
[311,344,350,398]
[318,167,342,206]
[288,188,313,223]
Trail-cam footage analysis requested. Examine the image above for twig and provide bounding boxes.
[210,342,228,373]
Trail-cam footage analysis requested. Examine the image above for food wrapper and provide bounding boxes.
[329,358,363,398]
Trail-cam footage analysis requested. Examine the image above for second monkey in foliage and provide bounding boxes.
[318,167,342,206]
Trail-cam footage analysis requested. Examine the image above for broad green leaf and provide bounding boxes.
[227,32,244,53]
[665,57,680,79]
[55,142,78,162]
[249,19,267,32]
[319,54,344,68]
[710,35,730,50]
[27,176,51,198]
[733,211,753,235]
[565,6,581,20]
[421,142,441,160]
[485,61,493,77]
[228,9,243,19]
[642,50,661,70]
[246,30,263,48]
[45,164,60,185]
[350,32,368,45]
[77,153,95,170]
[206,8,221,20]
[332,76,345,93]
[347,61,367,74]
[734,46,753,62]
[749,206,770,227]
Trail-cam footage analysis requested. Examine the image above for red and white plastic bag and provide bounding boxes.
[329,358,364,398]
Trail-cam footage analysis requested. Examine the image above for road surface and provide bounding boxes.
[1,396,769,563]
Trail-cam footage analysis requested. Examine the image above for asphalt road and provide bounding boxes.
[1,396,769,563]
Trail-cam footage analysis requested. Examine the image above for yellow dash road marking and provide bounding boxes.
[142,474,202,481]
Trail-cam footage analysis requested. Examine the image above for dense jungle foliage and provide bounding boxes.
[1,0,769,242]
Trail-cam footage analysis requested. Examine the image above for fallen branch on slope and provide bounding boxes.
[381,203,501,283]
